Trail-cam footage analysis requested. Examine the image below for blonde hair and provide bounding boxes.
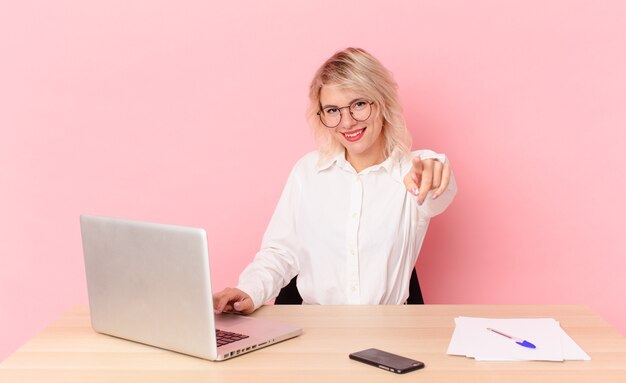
[306,47,412,161]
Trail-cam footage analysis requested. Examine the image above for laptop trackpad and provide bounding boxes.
[215,313,254,329]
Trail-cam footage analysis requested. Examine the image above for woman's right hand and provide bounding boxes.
[403,157,451,205]
[212,287,255,315]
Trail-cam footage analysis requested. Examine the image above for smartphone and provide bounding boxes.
[349,348,425,374]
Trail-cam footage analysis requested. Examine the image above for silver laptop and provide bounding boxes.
[80,214,302,361]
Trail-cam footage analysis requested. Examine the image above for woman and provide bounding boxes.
[213,47,456,314]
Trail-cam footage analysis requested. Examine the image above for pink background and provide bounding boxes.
[1,1,625,361]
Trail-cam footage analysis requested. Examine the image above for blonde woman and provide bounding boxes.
[214,48,457,314]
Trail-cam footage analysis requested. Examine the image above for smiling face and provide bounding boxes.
[319,84,385,172]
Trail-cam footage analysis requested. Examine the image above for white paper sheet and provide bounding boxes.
[447,317,591,361]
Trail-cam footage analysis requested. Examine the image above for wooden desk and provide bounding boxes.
[1,305,626,382]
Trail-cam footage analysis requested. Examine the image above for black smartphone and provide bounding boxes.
[349,348,425,374]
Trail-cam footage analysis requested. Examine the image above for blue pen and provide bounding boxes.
[487,328,536,349]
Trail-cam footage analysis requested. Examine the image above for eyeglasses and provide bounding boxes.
[317,99,374,128]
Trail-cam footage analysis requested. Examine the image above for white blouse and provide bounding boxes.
[237,149,457,309]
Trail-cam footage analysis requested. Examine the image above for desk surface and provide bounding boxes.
[1,304,626,382]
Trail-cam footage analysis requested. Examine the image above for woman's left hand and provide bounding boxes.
[403,157,451,205]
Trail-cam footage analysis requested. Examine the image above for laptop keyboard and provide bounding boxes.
[216,329,249,347]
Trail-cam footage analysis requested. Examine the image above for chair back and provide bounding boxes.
[275,268,424,305]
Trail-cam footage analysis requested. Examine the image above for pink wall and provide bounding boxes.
[1,1,625,361]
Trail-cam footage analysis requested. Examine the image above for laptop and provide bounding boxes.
[80,214,302,361]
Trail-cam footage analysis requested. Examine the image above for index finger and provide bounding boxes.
[418,159,433,204]
[412,156,424,172]
[213,291,235,313]
[408,157,424,195]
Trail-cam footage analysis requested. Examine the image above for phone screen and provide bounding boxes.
[349,348,425,374]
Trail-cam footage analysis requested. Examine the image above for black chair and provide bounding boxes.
[275,268,424,305]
